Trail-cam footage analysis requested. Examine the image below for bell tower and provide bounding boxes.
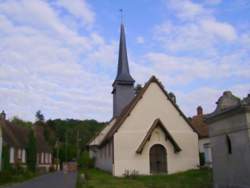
[112,23,135,117]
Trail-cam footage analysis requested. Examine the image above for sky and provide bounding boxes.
[0,0,250,122]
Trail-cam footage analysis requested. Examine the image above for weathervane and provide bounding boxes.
[119,8,123,24]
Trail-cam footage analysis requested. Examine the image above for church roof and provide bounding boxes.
[95,75,197,147]
[113,24,134,85]
[136,118,181,154]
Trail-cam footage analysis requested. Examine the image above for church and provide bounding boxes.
[87,24,199,176]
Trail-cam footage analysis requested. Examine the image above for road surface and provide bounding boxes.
[5,171,77,188]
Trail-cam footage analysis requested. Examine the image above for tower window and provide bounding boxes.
[226,135,232,154]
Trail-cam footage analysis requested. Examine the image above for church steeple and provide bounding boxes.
[113,23,134,85]
[112,23,135,117]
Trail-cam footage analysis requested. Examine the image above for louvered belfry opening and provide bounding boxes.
[150,144,167,174]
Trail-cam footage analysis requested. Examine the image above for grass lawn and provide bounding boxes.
[77,168,213,188]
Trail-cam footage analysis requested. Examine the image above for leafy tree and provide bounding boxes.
[26,130,37,172]
[35,110,44,123]
[11,116,32,128]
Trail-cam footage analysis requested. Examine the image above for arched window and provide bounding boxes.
[226,135,232,154]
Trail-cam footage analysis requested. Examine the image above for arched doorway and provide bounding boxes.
[150,144,167,174]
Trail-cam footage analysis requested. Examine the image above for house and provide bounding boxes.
[0,112,53,171]
[190,106,212,167]
[205,91,250,188]
[0,112,29,167]
[88,24,199,176]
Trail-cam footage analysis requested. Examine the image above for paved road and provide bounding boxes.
[5,171,77,188]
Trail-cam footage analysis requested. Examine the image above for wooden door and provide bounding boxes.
[150,144,167,174]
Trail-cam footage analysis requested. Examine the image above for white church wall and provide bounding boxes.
[113,82,199,176]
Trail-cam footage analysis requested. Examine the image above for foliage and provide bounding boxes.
[0,168,36,186]
[46,119,105,163]
[2,145,11,171]
[10,116,32,128]
[26,130,37,172]
[77,168,213,188]
[35,110,45,123]
[78,151,94,169]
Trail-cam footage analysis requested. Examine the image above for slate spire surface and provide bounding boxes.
[114,24,134,85]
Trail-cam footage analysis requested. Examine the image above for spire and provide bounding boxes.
[114,23,135,85]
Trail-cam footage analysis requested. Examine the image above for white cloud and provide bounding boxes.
[136,36,145,44]
[0,0,114,121]
[54,0,95,27]
[167,0,208,20]
[200,19,237,41]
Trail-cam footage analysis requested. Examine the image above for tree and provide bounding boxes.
[2,145,11,171]
[35,110,45,123]
[26,130,37,172]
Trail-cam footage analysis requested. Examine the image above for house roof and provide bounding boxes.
[0,119,29,148]
[190,114,209,139]
[0,119,51,153]
[136,118,181,154]
[33,123,52,153]
[96,75,197,147]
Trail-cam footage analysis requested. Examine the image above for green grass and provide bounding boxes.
[77,168,212,188]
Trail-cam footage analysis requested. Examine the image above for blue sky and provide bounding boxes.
[0,0,249,121]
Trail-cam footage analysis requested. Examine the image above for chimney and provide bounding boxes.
[197,106,203,116]
[0,110,6,120]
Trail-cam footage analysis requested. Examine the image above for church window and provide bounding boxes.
[226,135,232,154]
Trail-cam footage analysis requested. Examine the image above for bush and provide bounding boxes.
[78,151,94,169]
[0,168,36,186]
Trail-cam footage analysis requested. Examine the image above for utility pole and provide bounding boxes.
[55,140,60,170]
[65,131,68,162]
[76,128,80,161]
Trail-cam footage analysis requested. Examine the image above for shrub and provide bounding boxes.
[78,151,94,169]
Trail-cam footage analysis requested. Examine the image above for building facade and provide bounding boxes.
[0,112,52,171]
[206,91,250,188]
[88,24,199,176]
[190,106,212,167]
